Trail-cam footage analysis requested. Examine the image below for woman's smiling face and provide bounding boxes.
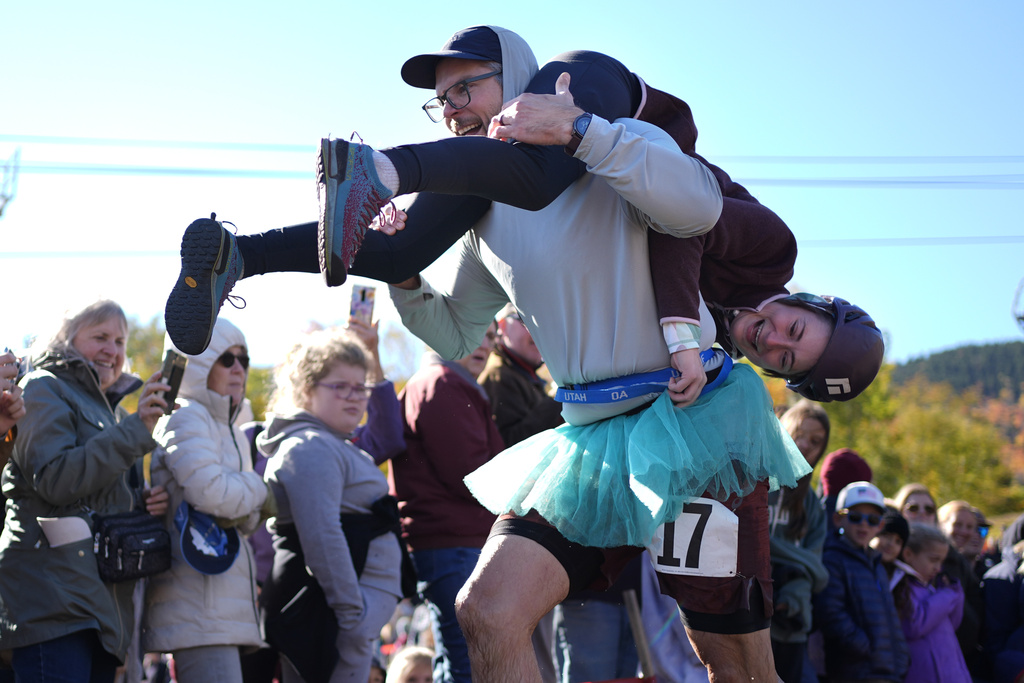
[729,301,832,377]
[71,317,127,391]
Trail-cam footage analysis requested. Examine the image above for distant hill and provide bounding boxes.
[893,341,1024,401]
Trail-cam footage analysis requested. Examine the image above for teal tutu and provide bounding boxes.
[465,364,810,548]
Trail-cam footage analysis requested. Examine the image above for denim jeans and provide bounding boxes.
[173,645,244,683]
[554,600,639,683]
[11,629,118,683]
[771,639,806,683]
[410,547,481,683]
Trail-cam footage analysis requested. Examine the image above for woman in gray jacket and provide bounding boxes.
[260,329,402,683]
[0,299,168,683]
[143,317,271,683]
[769,400,831,682]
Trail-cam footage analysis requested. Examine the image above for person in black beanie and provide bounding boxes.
[872,506,910,582]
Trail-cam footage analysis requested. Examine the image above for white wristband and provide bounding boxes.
[663,322,701,354]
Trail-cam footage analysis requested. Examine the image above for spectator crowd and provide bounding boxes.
[0,19,913,683]
[2,299,1023,683]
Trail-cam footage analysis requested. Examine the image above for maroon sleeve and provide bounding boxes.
[647,230,706,323]
[696,196,797,310]
[403,373,504,503]
[638,83,776,322]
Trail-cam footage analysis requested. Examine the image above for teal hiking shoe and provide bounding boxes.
[317,137,391,287]
[164,214,244,355]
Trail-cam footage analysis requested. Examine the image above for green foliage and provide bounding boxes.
[894,341,1024,402]
[822,369,1024,514]
[123,315,166,413]
[126,315,166,378]
[247,366,274,422]
[771,359,1024,515]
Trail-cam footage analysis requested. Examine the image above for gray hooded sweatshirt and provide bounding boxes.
[259,409,401,631]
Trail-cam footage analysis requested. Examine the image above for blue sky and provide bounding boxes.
[3,1,1022,375]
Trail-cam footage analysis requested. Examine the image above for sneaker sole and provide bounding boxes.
[165,219,228,355]
[318,138,348,287]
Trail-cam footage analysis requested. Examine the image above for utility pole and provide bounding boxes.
[0,148,20,218]
[1014,277,1024,334]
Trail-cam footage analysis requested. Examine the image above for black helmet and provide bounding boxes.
[782,294,884,402]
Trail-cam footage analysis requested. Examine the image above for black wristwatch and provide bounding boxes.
[564,113,593,156]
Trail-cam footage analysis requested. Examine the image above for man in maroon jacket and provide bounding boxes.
[390,322,504,683]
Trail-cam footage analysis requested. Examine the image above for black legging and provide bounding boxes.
[237,51,642,283]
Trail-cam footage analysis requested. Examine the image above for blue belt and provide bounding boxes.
[555,349,733,404]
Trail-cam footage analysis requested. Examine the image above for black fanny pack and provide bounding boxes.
[93,510,172,583]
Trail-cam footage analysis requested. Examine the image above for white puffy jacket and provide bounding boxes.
[141,318,266,652]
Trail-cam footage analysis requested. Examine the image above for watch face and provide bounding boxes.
[575,114,592,137]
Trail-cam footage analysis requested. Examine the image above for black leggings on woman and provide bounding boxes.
[236,51,643,283]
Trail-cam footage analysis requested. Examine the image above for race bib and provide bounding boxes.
[646,498,739,577]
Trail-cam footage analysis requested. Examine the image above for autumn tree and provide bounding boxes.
[824,371,1023,512]
[123,315,166,414]
[764,363,1023,513]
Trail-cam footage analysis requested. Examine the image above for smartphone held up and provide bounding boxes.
[159,350,188,415]
[350,286,375,326]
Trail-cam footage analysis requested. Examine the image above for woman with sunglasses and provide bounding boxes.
[894,483,939,526]
[936,499,991,678]
[258,329,403,683]
[939,501,987,567]
[143,317,273,683]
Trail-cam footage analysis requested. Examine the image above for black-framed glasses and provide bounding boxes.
[216,351,249,370]
[315,381,372,400]
[841,510,882,526]
[422,70,501,123]
[905,503,936,515]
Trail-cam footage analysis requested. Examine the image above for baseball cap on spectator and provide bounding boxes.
[402,26,503,89]
[837,481,886,514]
[819,448,873,498]
[174,500,240,575]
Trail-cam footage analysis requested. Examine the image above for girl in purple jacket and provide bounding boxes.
[898,523,972,683]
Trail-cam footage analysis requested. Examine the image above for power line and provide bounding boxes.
[0,134,311,154]
[800,236,1024,247]
[0,251,177,259]
[719,155,1024,165]
[2,235,1022,260]
[750,176,1024,190]
[3,134,1023,165]
[19,162,305,179]
[14,161,1024,189]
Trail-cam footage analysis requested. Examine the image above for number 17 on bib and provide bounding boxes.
[646,498,739,577]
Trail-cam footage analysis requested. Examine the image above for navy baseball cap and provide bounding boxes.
[174,500,240,575]
[401,26,503,89]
